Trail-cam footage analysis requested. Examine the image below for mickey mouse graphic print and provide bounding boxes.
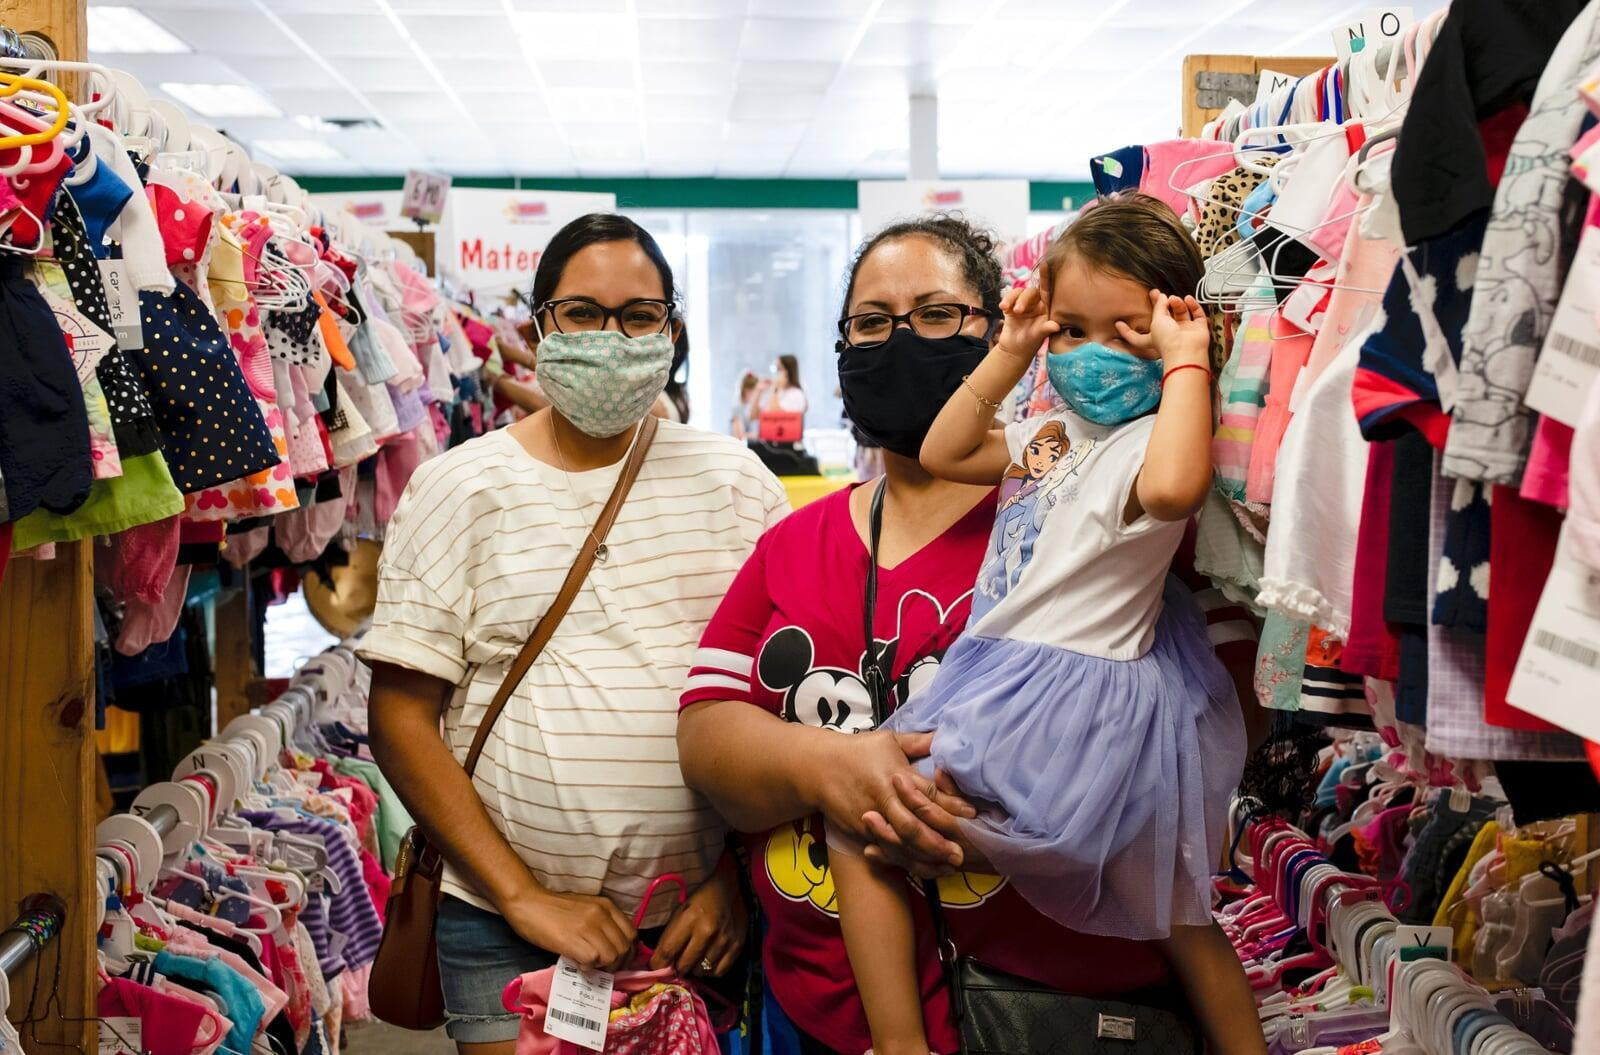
[680,484,1001,1052]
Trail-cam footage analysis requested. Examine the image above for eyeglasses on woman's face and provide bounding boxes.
[837,303,993,349]
[539,297,675,338]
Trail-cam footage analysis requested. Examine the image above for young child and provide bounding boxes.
[829,194,1262,1055]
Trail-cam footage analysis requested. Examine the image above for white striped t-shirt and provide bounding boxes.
[357,422,788,923]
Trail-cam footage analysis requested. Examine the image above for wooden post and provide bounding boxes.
[0,548,96,1051]
[0,1,95,1047]
[213,584,259,732]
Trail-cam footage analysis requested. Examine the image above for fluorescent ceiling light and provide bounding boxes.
[160,82,281,118]
[294,114,339,134]
[254,138,342,161]
[89,6,190,54]
[515,13,638,60]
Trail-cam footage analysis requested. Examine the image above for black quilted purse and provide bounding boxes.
[922,883,1204,1055]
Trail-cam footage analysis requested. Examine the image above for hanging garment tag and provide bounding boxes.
[36,282,113,383]
[1506,544,1600,739]
[1255,69,1296,105]
[98,1016,141,1054]
[545,956,614,1051]
[1526,226,1600,427]
[1333,7,1414,61]
[98,259,144,351]
[1396,924,1453,959]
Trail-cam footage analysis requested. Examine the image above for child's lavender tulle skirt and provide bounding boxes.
[883,577,1247,941]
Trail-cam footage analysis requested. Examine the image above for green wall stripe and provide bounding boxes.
[293,176,1097,212]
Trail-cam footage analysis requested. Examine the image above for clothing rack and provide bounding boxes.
[0,897,67,982]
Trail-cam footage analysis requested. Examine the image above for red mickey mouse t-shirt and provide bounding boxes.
[681,484,1169,1054]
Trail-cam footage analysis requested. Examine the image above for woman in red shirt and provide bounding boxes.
[677,215,1260,1054]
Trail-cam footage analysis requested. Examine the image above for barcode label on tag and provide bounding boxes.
[1508,547,1600,739]
[1549,333,1600,366]
[548,1007,604,1032]
[99,1017,141,1054]
[1527,226,1600,425]
[1533,629,1600,669]
[545,957,613,1050]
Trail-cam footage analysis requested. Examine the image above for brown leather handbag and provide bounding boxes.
[369,415,660,1030]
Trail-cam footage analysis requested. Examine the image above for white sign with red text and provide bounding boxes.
[446,189,617,297]
[857,180,1031,246]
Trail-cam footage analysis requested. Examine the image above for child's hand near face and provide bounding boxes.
[995,286,1061,364]
[1116,290,1210,367]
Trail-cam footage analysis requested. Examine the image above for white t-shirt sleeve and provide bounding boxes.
[778,388,808,414]
[356,466,470,684]
[1089,417,1162,539]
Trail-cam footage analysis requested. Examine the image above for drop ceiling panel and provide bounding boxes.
[92,0,1453,179]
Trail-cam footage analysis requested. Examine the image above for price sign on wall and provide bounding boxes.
[401,170,453,225]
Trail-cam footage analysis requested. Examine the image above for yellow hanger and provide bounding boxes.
[0,71,70,151]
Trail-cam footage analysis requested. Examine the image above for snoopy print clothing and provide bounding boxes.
[679,485,1173,1055]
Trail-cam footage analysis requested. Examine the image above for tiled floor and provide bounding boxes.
[345,1021,453,1054]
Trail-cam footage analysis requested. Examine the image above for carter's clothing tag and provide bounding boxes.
[99,259,144,351]
[546,956,614,1051]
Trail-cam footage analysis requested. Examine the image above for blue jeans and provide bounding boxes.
[435,895,557,1044]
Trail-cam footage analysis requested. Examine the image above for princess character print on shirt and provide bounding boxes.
[975,419,1094,619]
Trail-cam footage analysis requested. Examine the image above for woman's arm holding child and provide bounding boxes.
[1121,291,1214,523]
[920,287,1058,485]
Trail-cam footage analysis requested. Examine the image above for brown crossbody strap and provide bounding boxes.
[460,414,660,778]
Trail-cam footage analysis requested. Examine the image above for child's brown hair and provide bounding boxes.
[1039,192,1206,304]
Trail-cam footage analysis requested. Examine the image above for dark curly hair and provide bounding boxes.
[842,213,1005,319]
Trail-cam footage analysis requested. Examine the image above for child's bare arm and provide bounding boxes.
[1158,922,1267,1055]
[920,287,1056,485]
[832,848,931,1055]
[1123,291,1214,523]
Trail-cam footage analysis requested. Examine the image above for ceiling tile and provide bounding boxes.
[266,88,369,120]
[634,0,748,15]
[510,0,629,10]
[220,53,328,92]
[877,0,989,24]
[459,88,552,120]
[739,18,860,62]
[160,10,298,56]
[538,60,637,90]
[735,61,839,91]
[828,65,909,100]
[387,0,507,10]
[747,0,866,17]
[399,14,523,57]
[280,15,411,57]
[549,88,640,123]
[437,58,541,94]
[641,60,733,96]
[853,21,960,68]
[642,93,729,123]
[725,120,808,145]
[336,57,426,94]
[637,16,745,60]
[365,91,465,124]
[729,91,821,123]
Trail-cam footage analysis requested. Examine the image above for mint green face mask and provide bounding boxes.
[535,330,674,438]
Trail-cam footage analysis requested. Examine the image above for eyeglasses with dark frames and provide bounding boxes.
[838,303,995,349]
[537,297,676,339]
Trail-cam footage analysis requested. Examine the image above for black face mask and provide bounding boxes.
[837,329,991,459]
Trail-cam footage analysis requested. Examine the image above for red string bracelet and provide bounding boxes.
[1162,363,1211,388]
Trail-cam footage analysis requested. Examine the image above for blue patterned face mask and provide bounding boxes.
[1045,342,1163,426]
[536,330,674,438]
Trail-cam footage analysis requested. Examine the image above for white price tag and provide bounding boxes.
[1334,7,1414,61]
[99,1016,141,1054]
[1506,544,1600,739]
[1396,925,1453,955]
[1255,69,1296,104]
[98,259,144,351]
[544,956,614,1051]
[1526,226,1600,426]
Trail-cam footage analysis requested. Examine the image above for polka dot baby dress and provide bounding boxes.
[181,214,298,522]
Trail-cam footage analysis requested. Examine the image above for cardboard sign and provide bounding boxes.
[400,169,452,225]
[448,188,616,296]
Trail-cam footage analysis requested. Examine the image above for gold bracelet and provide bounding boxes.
[963,375,1003,415]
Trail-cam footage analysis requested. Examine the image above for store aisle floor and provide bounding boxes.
[344,1021,452,1054]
